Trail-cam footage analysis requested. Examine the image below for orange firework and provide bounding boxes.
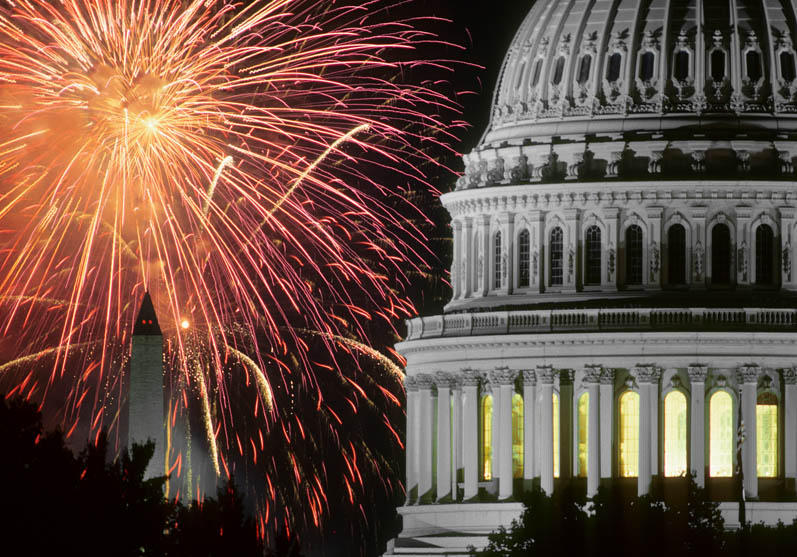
[0,0,461,542]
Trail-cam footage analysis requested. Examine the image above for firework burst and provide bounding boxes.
[0,0,462,542]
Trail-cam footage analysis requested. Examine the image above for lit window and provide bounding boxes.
[550,227,564,286]
[577,54,592,85]
[674,50,690,81]
[606,52,622,82]
[577,392,589,477]
[481,394,493,481]
[512,393,524,479]
[552,56,566,85]
[668,224,686,285]
[619,390,639,477]
[709,390,733,477]
[746,50,763,81]
[585,225,601,285]
[664,390,688,477]
[553,392,560,478]
[757,393,778,478]
[494,231,502,289]
[625,224,643,285]
[755,224,774,286]
[518,230,530,288]
[711,224,731,285]
[711,50,726,82]
[639,51,655,81]
[781,51,796,82]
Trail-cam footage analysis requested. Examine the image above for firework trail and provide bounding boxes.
[0,0,462,541]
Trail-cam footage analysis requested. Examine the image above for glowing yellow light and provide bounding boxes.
[481,394,493,481]
[180,319,190,329]
[757,394,778,477]
[553,392,560,478]
[709,390,733,477]
[577,392,588,478]
[664,390,688,477]
[619,390,639,477]
[143,117,158,131]
[512,393,524,479]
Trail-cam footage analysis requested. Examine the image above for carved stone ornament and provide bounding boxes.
[434,371,456,389]
[784,242,792,281]
[694,241,704,280]
[522,369,537,385]
[459,368,482,387]
[670,375,683,389]
[607,151,623,177]
[712,29,724,49]
[758,373,773,391]
[648,151,663,174]
[600,368,616,385]
[687,365,708,383]
[691,150,706,173]
[405,375,419,391]
[634,365,661,383]
[713,374,728,388]
[490,366,519,385]
[738,241,748,281]
[737,365,761,384]
[583,365,603,383]
[779,151,794,175]
[415,373,436,390]
[536,365,556,385]
[783,367,797,385]
[649,241,660,280]
[736,150,751,172]
[607,246,616,280]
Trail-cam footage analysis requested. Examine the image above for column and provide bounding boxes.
[522,370,537,484]
[738,365,759,499]
[781,208,796,289]
[636,366,660,495]
[563,209,579,292]
[416,373,435,501]
[650,372,660,477]
[646,207,663,289]
[529,210,544,293]
[461,369,481,499]
[600,369,615,479]
[405,376,418,502]
[736,206,752,287]
[435,372,453,501]
[688,366,708,487]
[691,206,707,288]
[492,367,519,500]
[603,208,620,288]
[452,220,462,299]
[477,214,490,296]
[451,378,463,499]
[559,370,574,478]
[785,369,797,483]
[462,218,473,298]
[584,365,602,497]
[537,365,556,495]
[499,212,515,294]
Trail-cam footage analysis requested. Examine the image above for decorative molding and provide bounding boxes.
[737,364,761,384]
[583,365,603,383]
[634,365,661,383]
[459,368,482,387]
[536,365,556,384]
[783,367,797,385]
[405,376,418,391]
[600,368,616,385]
[490,366,519,385]
[522,369,537,385]
[687,365,708,383]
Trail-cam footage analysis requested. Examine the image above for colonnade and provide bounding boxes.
[404,365,797,503]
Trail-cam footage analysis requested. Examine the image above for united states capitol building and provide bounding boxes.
[385,0,797,554]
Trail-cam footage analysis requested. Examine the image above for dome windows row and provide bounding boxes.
[451,208,793,303]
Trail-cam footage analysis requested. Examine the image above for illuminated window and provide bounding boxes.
[756,224,774,286]
[518,230,530,287]
[619,391,639,477]
[709,390,733,477]
[584,225,601,285]
[757,393,778,477]
[626,225,643,285]
[550,227,564,286]
[481,394,493,481]
[577,392,589,477]
[512,393,524,479]
[668,224,686,285]
[494,231,503,289]
[711,224,731,285]
[664,390,688,477]
[553,392,560,478]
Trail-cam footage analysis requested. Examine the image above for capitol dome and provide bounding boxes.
[386,2,797,556]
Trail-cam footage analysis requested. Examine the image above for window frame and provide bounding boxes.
[667,222,688,286]
[708,388,736,478]
[754,222,776,287]
[549,226,565,288]
[584,224,602,286]
[756,390,779,478]
[517,228,531,289]
[493,230,503,290]
[617,389,640,478]
[625,224,644,287]
[662,388,689,478]
[709,221,733,287]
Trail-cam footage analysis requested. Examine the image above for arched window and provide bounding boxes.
[518,230,531,288]
[577,392,589,477]
[625,225,643,285]
[512,393,524,479]
[664,390,688,477]
[577,54,592,85]
[514,62,526,89]
[606,52,622,82]
[585,225,602,285]
[709,390,733,477]
[531,58,543,87]
[494,231,503,289]
[674,50,690,81]
[711,50,726,82]
[746,50,763,82]
[781,51,796,82]
[755,224,774,286]
[668,224,686,285]
[553,392,560,478]
[619,391,639,477]
[757,392,778,477]
[552,56,566,85]
[711,224,731,285]
[481,394,493,481]
[639,51,655,81]
[550,227,564,286]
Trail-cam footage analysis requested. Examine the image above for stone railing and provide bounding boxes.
[404,308,797,340]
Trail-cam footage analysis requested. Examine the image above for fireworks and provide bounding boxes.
[0,0,461,543]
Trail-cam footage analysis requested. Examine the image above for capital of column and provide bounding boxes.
[737,364,761,384]
[522,369,537,385]
[459,368,482,387]
[583,365,603,384]
[415,373,436,390]
[536,365,555,385]
[600,368,616,385]
[490,366,519,385]
[559,369,575,385]
[634,365,661,384]
[405,376,418,392]
[783,367,797,385]
[433,371,456,390]
[687,365,708,383]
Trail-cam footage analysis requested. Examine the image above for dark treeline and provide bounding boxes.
[0,396,292,557]
[472,478,797,557]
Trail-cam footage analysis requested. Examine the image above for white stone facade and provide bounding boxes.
[385,1,797,555]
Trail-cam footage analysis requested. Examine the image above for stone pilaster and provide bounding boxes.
[452,220,462,299]
[646,207,663,289]
[461,369,481,499]
[404,376,418,502]
[451,377,463,499]
[688,365,708,487]
[583,365,602,497]
[416,373,436,501]
[603,207,620,288]
[434,372,454,501]
[461,218,473,298]
[780,207,795,289]
[736,206,752,287]
[529,210,544,293]
[600,368,615,478]
[784,368,797,482]
[691,206,707,288]
[537,365,556,494]
[492,367,519,499]
[477,215,491,297]
[635,365,661,495]
[564,209,579,292]
[522,370,536,482]
[738,365,760,499]
[559,369,575,478]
